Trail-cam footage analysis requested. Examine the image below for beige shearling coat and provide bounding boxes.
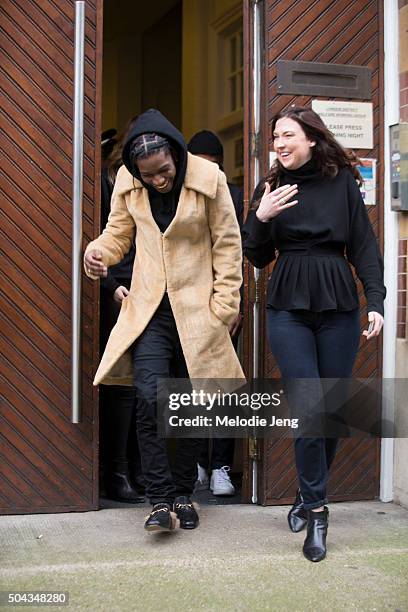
[85,153,244,386]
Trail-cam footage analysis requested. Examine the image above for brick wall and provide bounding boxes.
[398,3,408,337]
[400,2,408,120]
[401,72,408,122]
[398,239,407,338]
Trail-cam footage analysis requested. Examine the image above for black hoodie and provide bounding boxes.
[122,109,187,233]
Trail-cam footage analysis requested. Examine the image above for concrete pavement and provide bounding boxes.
[1,501,408,611]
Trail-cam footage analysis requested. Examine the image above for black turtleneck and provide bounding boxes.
[145,167,185,234]
[243,161,386,315]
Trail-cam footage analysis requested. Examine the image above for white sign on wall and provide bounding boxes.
[312,100,373,149]
[358,158,376,205]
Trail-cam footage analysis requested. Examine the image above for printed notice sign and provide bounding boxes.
[312,100,373,149]
[358,158,376,205]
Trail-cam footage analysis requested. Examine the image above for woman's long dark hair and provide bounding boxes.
[252,106,362,207]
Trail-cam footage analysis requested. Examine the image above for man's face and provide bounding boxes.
[137,150,177,193]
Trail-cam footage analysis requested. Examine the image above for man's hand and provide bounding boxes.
[113,286,129,304]
[84,249,107,277]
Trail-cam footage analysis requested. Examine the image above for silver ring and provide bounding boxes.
[278,198,285,206]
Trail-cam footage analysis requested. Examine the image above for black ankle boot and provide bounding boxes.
[288,489,308,533]
[105,469,145,504]
[128,461,146,495]
[303,507,329,562]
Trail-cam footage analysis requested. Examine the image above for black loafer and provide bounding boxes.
[144,503,174,533]
[303,507,329,562]
[174,496,199,530]
[287,489,308,533]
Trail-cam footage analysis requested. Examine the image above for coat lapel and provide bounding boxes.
[183,152,219,199]
[163,187,185,237]
[164,154,219,237]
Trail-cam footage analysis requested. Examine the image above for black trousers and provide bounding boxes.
[100,385,139,469]
[199,438,235,471]
[266,308,360,510]
[100,281,140,477]
[132,294,202,505]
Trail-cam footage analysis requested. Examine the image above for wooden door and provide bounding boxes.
[242,0,383,504]
[1,0,102,514]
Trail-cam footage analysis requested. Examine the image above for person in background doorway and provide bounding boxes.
[187,130,244,497]
[99,122,144,504]
[101,128,117,162]
[85,109,244,533]
[243,106,385,562]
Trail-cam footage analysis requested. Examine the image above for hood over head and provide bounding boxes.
[122,108,187,193]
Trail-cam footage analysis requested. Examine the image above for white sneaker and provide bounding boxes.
[194,464,209,491]
[210,466,235,496]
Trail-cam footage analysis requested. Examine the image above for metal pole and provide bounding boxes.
[71,1,85,424]
[251,0,264,504]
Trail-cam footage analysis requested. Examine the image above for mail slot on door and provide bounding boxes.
[390,123,408,211]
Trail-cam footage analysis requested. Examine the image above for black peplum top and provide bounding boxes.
[242,160,386,315]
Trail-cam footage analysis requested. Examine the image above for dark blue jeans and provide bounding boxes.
[266,308,360,510]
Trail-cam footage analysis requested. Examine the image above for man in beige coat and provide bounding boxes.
[84,109,243,533]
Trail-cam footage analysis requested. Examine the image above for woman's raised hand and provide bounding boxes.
[84,249,108,278]
[256,182,299,223]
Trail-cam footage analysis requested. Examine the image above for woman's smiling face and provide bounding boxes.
[137,150,176,193]
[273,117,315,170]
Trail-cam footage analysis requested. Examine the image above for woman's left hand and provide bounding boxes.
[363,311,384,340]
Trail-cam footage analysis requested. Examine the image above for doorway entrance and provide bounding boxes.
[102,0,244,182]
[0,0,384,516]
[99,0,246,507]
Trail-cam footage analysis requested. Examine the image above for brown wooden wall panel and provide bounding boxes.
[253,0,383,504]
[263,438,380,504]
[0,0,102,513]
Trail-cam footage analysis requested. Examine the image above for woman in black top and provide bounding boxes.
[243,106,385,562]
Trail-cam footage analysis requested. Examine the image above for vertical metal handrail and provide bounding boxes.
[252,0,262,379]
[251,0,264,504]
[71,1,85,424]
